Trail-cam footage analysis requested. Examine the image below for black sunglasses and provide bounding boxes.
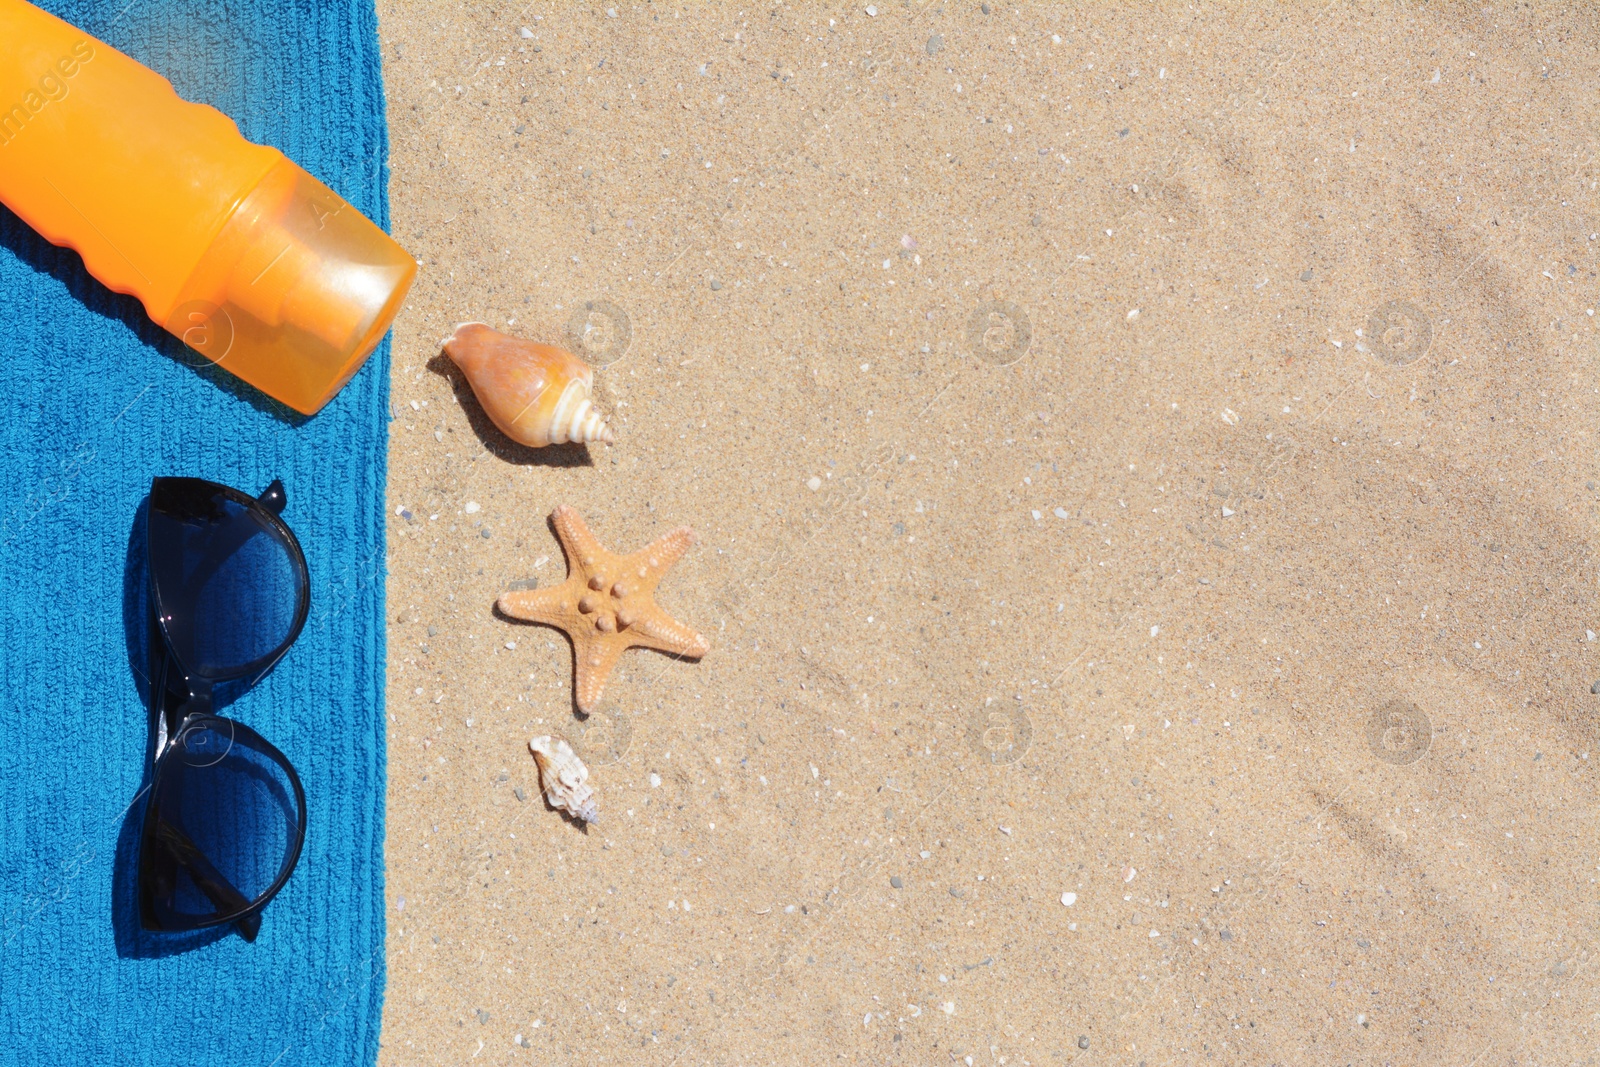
[137,476,310,942]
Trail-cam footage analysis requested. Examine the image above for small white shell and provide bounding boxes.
[528,735,598,824]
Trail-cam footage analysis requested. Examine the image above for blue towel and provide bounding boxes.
[0,2,390,1064]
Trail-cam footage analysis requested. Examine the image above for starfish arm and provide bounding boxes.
[629,526,696,583]
[626,609,710,659]
[572,636,629,714]
[498,584,583,628]
[551,504,609,570]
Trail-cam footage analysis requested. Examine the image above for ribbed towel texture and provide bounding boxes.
[0,2,390,1064]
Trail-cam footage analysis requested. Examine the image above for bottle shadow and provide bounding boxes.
[0,203,307,426]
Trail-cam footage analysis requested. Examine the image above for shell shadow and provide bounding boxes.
[425,351,595,468]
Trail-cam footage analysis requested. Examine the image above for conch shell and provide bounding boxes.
[528,735,598,824]
[443,322,615,447]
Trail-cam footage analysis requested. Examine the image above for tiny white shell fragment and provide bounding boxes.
[528,735,598,823]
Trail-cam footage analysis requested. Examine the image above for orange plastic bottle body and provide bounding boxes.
[0,0,415,413]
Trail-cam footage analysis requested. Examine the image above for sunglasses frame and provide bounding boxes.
[136,476,311,942]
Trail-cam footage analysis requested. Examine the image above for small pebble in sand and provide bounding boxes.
[926,34,943,54]
[514,787,526,802]
[465,501,481,514]
[1078,1036,1090,1050]
[890,876,903,888]
[1591,680,1600,695]
[865,3,877,13]
[520,26,533,37]
[709,278,723,291]
[1053,507,1068,519]
[807,476,822,491]
[1061,892,1076,906]
[650,773,662,788]
[480,528,492,538]
[920,850,931,859]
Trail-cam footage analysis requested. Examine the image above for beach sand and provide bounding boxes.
[373,4,1600,1061]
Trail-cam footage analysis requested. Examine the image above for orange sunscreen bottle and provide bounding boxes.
[0,0,416,414]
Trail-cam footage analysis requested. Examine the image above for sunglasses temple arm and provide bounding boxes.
[153,819,263,942]
[148,620,180,747]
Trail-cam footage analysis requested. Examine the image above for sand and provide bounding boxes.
[372,4,1600,1062]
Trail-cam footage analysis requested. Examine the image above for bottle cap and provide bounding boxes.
[167,155,416,414]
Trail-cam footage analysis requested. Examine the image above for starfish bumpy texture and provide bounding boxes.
[498,505,710,713]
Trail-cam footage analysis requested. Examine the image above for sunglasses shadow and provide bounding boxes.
[119,496,256,721]
[110,799,232,958]
[110,496,230,958]
[121,498,153,715]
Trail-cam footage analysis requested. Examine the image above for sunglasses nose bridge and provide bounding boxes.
[181,679,215,713]
[157,686,214,756]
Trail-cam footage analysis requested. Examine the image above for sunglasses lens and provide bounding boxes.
[149,480,305,677]
[145,720,302,925]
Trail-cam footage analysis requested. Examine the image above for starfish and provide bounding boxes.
[498,505,710,714]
